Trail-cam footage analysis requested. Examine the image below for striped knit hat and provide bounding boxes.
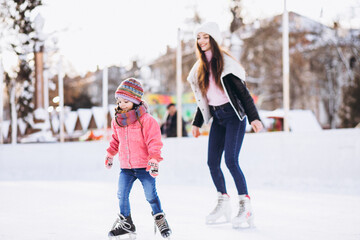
[115,78,144,104]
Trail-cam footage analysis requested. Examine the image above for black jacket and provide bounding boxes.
[161,112,188,137]
[192,73,260,128]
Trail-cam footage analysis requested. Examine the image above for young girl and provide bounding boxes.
[187,22,263,228]
[105,78,171,239]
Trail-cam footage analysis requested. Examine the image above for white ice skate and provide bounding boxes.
[206,192,231,224]
[232,195,254,228]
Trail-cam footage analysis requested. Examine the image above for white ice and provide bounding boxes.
[0,129,359,240]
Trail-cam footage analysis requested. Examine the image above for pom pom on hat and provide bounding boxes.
[115,78,144,104]
[194,22,222,44]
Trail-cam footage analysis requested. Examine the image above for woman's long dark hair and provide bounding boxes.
[196,36,224,96]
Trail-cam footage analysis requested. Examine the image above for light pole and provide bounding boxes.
[102,66,108,139]
[0,57,3,144]
[282,0,290,132]
[10,79,17,144]
[58,58,65,143]
[33,13,45,110]
[176,28,183,138]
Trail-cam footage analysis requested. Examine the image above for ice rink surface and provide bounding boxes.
[1,129,360,239]
[1,181,360,240]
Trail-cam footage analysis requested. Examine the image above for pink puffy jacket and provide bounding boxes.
[106,112,163,169]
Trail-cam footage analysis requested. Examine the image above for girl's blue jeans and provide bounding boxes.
[208,103,248,195]
[118,168,162,217]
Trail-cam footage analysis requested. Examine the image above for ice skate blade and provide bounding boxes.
[108,233,136,240]
[206,219,230,225]
[161,232,172,239]
[232,221,255,229]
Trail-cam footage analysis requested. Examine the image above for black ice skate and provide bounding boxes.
[108,214,136,240]
[153,212,172,239]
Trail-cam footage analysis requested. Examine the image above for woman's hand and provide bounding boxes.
[192,126,201,138]
[250,120,263,133]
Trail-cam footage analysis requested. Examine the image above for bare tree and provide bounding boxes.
[237,12,360,128]
[230,0,244,33]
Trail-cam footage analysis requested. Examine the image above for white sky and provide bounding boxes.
[1,0,360,75]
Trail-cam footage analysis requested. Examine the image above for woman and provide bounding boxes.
[187,22,263,228]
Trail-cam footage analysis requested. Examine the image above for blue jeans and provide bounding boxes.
[208,103,248,195]
[118,168,162,217]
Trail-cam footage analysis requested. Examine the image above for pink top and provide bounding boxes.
[205,51,229,106]
[107,112,163,169]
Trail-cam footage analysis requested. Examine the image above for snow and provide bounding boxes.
[1,120,10,139]
[31,122,52,132]
[259,109,322,132]
[17,118,27,135]
[0,129,359,240]
[19,130,56,143]
[288,110,322,132]
[33,108,48,121]
[19,108,57,143]
[288,12,324,34]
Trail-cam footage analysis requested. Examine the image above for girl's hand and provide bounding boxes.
[251,120,263,133]
[146,159,159,178]
[105,155,114,169]
[192,126,200,138]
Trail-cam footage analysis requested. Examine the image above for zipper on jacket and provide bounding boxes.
[220,77,246,121]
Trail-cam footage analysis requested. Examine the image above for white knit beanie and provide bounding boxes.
[194,22,222,45]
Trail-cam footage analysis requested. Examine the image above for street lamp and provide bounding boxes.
[0,58,3,144]
[33,13,45,110]
[176,28,183,138]
[282,0,290,132]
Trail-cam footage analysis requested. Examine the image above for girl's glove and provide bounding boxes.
[105,155,114,169]
[146,159,159,178]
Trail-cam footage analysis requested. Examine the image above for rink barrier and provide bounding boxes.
[0,105,117,141]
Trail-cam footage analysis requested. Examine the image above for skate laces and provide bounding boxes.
[112,215,132,233]
[210,197,225,215]
[235,199,246,217]
[154,214,169,234]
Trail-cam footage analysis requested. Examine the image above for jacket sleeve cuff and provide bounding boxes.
[192,107,204,127]
[248,112,261,124]
[106,150,116,157]
[148,155,163,162]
